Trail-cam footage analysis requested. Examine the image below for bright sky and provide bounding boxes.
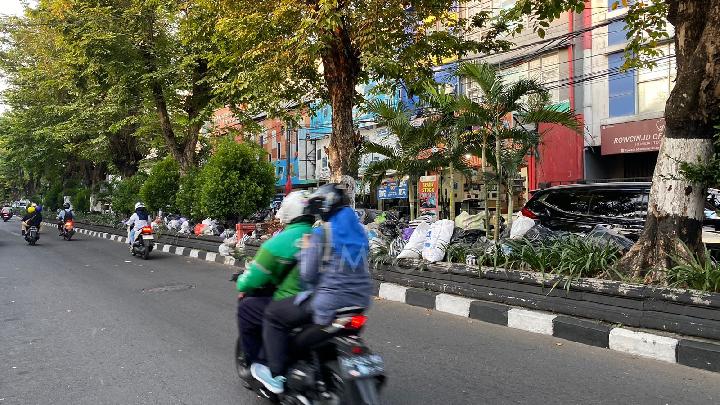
[0,0,31,113]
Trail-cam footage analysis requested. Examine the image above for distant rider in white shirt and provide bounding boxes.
[125,202,150,247]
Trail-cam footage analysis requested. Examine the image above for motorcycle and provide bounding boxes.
[60,219,75,241]
[130,225,154,260]
[234,304,386,405]
[25,225,39,245]
[1,211,11,222]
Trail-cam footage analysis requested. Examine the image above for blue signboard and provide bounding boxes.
[377,178,409,200]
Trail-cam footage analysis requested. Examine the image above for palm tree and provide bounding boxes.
[457,62,580,240]
[362,99,462,220]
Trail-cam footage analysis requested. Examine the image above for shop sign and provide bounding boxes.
[377,178,408,200]
[601,118,665,155]
[418,175,439,217]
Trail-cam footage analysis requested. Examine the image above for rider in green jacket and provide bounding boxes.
[236,191,314,377]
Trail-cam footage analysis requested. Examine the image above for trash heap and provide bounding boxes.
[225,206,636,265]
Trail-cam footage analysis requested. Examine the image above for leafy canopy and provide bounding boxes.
[140,157,181,213]
[197,138,275,221]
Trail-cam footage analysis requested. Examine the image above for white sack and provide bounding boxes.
[422,219,455,262]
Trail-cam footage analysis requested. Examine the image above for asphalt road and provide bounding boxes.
[1,218,720,405]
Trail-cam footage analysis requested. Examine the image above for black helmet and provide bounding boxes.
[306,183,350,221]
[63,203,70,209]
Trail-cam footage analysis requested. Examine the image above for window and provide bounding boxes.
[608,44,675,117]
[607,20,627,47]
[276,166,284,177]
[498,53,560,104]
[608,52,636,117]
[638,43,675,114]
[589,190,647,218]
[542,191,591,214]
[259,134,265,147]
[277,142,281,159]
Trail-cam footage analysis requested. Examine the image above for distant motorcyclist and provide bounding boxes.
[57,203,74,234]
[21,206,42,236]
[125,202,149,248]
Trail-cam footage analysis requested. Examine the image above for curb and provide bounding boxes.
[66,223,720,374]
[377,280,720,374]
[58,224,244,268]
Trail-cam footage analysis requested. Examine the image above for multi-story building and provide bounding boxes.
[461,0,674,187]
[583,0,674,180]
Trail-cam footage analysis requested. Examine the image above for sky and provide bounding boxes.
[0,0,30,113]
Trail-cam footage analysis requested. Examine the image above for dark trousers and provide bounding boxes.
[263,297,313,376]
[237,296,273,365]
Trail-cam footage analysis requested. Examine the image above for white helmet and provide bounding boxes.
[134,202,145,210]
[275,191,310,225]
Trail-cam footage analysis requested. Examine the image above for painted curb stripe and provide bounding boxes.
[609,328,678,363]
[507,308,556,335]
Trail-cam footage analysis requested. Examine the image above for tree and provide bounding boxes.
[0,0,222,175]
[504,1,719,276]
[362,99,464,219]
[140,157,180,213]
[456,63,579,239]
[111,174,147,216]
[197,138,275,222]
[211,0,512,200]
[175,168,202,221]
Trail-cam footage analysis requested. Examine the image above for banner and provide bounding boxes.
[418,175,439,217]
[377,178,408,200]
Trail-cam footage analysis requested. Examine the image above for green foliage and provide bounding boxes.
[667,242,720,293]
[680,126,720,188]
[505,236,622,290]
[175,168,201,220]
[197,139,275,222]
[72,188,91,213]
[43,183,64,212]
[140,157,180,213]
[111,174,147,216]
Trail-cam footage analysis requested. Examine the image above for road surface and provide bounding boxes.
[1,218,719,404]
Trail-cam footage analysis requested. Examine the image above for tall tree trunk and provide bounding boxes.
[494,134,502,240]
[321,20,362,205]
[619,0,720,278]
[449,162,456,220]
[482,134,490,236]
[409,176,416,220]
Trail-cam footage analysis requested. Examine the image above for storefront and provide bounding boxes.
[585,117,664,181]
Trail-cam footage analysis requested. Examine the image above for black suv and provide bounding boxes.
[521,182,719,240]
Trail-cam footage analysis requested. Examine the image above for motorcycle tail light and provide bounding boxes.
[65,220,74,228]
[346,315,367,330]
[141,226,153,235]
[351,346,364,355]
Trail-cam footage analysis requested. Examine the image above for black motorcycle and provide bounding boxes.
[60,219,75,241]
[130,225,154,260]
[25,226,39,245]
[235,305,385,405]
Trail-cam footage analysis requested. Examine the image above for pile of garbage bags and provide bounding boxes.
[365,208,636,265]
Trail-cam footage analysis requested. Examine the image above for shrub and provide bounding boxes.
[197,138,275,222]
[175,168,201,220]
[140,157,180,213]
[43,183,64,211]
[505,235,621,289]
[72,187,91,213]
[111,174,147,215]
[667,242,720,292]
